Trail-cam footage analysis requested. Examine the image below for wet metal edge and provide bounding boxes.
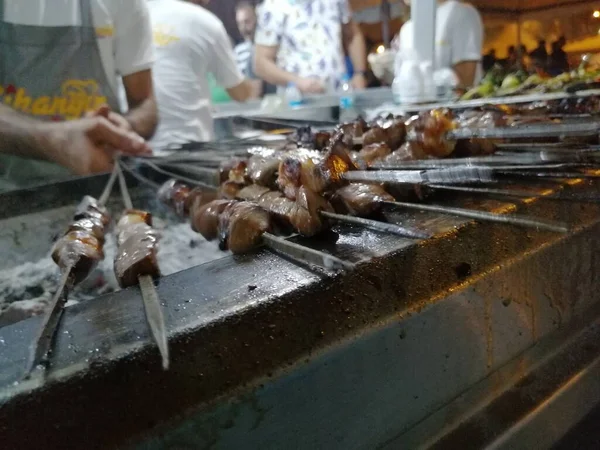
[0,176,598,449]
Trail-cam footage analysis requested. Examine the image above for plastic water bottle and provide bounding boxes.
[339,74,357,122]
[285,82,303,107]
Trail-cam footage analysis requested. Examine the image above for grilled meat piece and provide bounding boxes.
[158,179,190,216]
[237,185,332,236]
[67,217,106,242]
[115,209,152,245]
[159,179,217,216]
[329,183,395,217]
[51,231,104,284]
[453,110,505,156]
[292,126,332,150]
[385,118,407,149]
[406,109,456,158]
[277,157,302,200]
[323,131,359,182]
[114,209,161,288]
[52,195,111,284]
[217,201,271,253]
[73,195,110,227]
[219,180,245,200]
[362,126,388,147]
[354,143,392,168]
[219,158,248,184]
[383,141,430,163]
[191,199,235,241]
[314,131,332,150]
[246,151,281,186]
[337,117,368,147]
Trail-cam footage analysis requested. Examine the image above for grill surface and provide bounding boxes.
[0,170,599,449]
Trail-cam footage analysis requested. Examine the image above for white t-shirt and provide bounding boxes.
[147,0,244,151]
[2,0,154,95]
[398,0,483,84]
[254,0,352,92]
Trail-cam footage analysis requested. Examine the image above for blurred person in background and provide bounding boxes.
[548,36,570,76]
[148,0,254,152]
[233,1,275,96]
[370,0,484,88]
[502,45,517,71]
[0,0,156,189]
[482,49,497,72]
[529,39,548,71]
[253,0,368,94]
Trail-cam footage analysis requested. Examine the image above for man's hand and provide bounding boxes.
[296,77,326,94]
[86,104,132,131]
[351,73,367,90]
[41,116,151,175]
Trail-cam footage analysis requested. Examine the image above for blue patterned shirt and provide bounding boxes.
[255,0,352,91]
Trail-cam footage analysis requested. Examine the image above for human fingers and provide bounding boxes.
[86,117,152,155]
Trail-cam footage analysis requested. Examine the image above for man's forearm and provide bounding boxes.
[125,95,158,140]
[453,61,478,88]
[347,23,367,73]
[0,104,51,161]
[255,56,299,87]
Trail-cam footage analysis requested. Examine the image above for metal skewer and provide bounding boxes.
[139,160,218,191]
[262,232,355,271]
[25,167,120,378]
[384,201,569,233]
[427,184,600,204]
[120,161,162,190]
[343,167,496,185]
[371,152,600,169]
[494,142,597,153]
[320,211,430,239]
[24,267,74,378]
[443,121,600,141]
[116,162,170,370]
[499,170,600,179]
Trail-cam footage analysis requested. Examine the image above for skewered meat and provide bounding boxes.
[217,201,271,252]
[323,131,359,182]
[219,180,245,200]
[328,183,394,217]
[159,179,217,216]
[246,150,281,186]
[406,109,457,158]
[292,126,332,150]
[314,131,333,150]
[237,185,333,236]
[191,199,235,241]
[354,143,392,168]
[337,117,368,147]
[452,110,506,156]
[73,195,111,227]
[219,158,248,184]
[52,196,111,284]
[67,217,106,242]
[385,118,407,150]
[383,141,430,163]
[51,231,104,284]
[114,209,161,288]
[362,126,388,147]
[277,157,330,200]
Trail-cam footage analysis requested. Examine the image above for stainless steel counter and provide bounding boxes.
[0,172,599,450]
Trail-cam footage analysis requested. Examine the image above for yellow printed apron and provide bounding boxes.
[0,0,121,191]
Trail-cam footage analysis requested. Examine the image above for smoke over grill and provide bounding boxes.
[0,198,226,328]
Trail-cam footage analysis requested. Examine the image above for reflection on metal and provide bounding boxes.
[24,267,73,378]
[386,200,569,232]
